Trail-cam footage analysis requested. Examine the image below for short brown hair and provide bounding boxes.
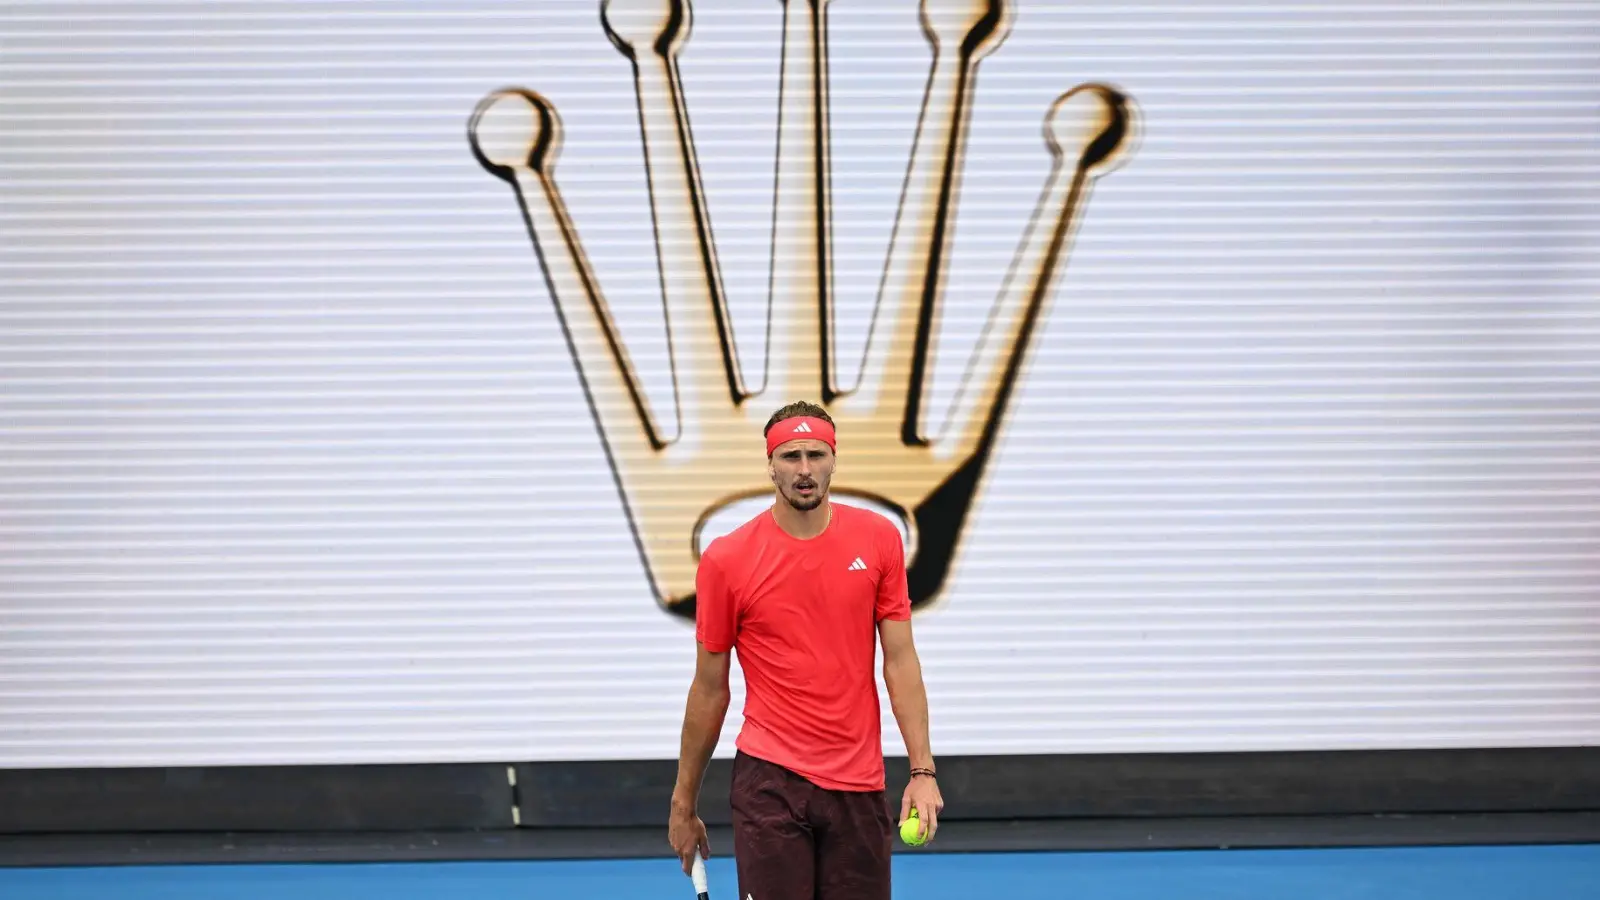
[763,400,834,436]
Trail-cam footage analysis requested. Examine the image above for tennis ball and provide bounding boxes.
[899,807,927,846]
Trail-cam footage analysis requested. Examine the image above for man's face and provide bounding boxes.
[768,439,835,511]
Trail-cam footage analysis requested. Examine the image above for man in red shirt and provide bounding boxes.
[667,400,942,899]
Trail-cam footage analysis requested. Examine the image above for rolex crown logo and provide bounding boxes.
[469,0,1136,620]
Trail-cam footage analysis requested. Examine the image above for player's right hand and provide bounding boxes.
[668,800,711,875]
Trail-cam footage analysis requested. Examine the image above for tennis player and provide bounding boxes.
[667,401,942,899]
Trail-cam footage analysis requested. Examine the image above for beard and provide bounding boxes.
[783,478,824,511]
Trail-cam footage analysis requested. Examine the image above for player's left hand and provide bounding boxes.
[900,774,943,842]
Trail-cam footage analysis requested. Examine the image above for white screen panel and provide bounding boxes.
[1,0,1598,767]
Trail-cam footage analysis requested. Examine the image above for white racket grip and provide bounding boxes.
[692,851,709,896]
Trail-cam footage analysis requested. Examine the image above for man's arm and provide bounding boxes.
[880,615,942,838]
[879,617,934,771]
[672,642,732,814]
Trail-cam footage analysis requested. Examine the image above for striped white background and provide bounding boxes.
[2,0,1598,767]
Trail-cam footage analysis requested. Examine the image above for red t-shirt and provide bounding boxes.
[695,502,911,792]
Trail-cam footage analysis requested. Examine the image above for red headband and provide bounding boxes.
[766,416,837,456]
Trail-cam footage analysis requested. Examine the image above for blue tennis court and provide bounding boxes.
[2,844,1596,900]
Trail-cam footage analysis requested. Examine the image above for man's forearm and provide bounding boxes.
[884,655,934,770]
[672,680,730,810]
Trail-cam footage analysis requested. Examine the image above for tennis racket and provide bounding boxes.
[690,850,710,900]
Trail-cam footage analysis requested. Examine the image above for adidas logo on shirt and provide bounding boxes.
[848,557,866,571]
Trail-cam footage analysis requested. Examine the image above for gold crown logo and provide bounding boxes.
[468,0,1135,620]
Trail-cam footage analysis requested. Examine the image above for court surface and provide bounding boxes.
[2,843,1597,899]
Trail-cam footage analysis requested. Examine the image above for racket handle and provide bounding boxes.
[692,850,709,899]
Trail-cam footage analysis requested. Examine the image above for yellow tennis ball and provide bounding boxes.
[899,807,927,846]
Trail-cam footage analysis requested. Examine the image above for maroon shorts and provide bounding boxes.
[729,750,894,900]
